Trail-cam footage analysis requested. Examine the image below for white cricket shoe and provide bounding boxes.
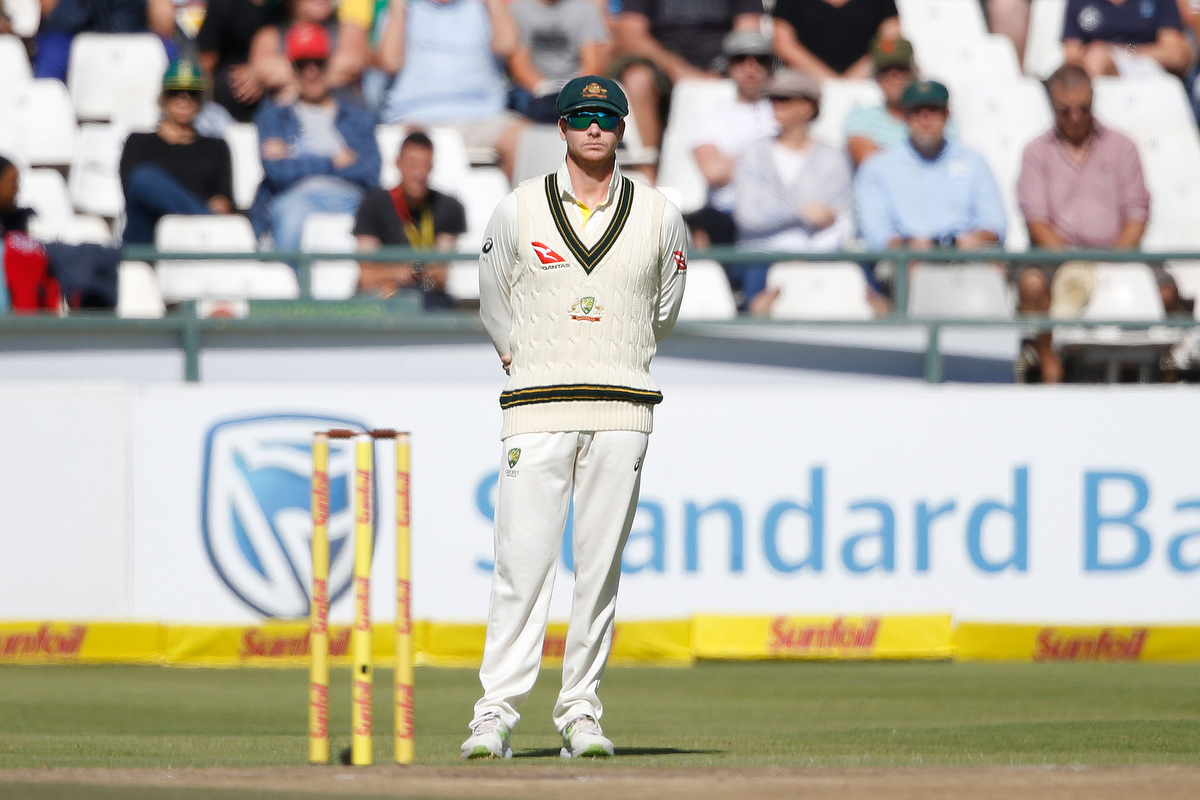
[559,714,614,758]
[460,712,513,759]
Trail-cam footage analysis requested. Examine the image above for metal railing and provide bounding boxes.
[2,246,1195,384]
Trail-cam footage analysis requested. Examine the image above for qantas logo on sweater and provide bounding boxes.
[531,242,567,265]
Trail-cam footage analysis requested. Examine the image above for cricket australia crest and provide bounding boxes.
[570,296,604,322]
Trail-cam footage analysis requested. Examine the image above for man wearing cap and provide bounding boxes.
[855,80,1006,262]
[253,22,380,252]
[465,75,687,760]
[118,58,235,244]
[845,36,957,167]
[686,30,779,251]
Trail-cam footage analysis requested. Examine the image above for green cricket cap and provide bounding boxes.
[871,36,914,71]
[163,57,208,92]
[901,80,950,110]
[556,76,629,118]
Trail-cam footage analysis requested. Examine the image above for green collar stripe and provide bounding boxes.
[500,383,663,409]
[544,174,634,273]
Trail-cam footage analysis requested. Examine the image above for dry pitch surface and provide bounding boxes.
[1,662,1198,799]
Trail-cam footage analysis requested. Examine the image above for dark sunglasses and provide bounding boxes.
[164,89,203,101]
[1053,103,1091,116]
[294,58,328,71]
[563,111,620,131]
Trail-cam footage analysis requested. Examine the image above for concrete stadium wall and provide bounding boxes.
[2,381,1198,625]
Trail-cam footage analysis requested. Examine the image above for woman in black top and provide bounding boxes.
[119,58,235,244]
[773,0,899,79]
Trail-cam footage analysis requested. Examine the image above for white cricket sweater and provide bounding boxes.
[479,161,688,438]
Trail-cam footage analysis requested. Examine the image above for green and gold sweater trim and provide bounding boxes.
[544,173,635,273]
[499,383,663,409]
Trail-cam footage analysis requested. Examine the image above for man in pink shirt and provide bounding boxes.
[1015,64,1151,383]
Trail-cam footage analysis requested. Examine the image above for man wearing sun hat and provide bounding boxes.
[464,75,687,761]
[118,57,235,244]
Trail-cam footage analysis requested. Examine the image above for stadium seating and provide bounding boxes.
[446,262,480,301]
[907,263,1014,319]
[657,79,736,213]
[1025,0,1067,78]
[4,0,40,38]
[223,123,262,212]
[68,123,125,218]
[677,259,737,320]
[898,0,988,55]
[765,261,874,320]
[0,80,78,167]
[809,80,884,148]
[915,34,1022,89]
[18,169,74,229]
[154,214,298,302]
[457,166,509,254]
[67,34,166,126]
[1166,261,1200,301]
[28,213,112,245]
[1080,263,1165,321]
[512,125,567,186]
[116,261,167,318]
[0,35,32,84]
[300,212,358,300]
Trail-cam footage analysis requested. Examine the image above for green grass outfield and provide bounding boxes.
[1,662,1198,770]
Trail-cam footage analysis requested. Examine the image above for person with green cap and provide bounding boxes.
[854,80,1007,303]
[118,58,234,244]
[463,74,687,761]
[846,36,937,167]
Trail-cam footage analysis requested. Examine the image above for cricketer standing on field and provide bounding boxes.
[464,75,688,760]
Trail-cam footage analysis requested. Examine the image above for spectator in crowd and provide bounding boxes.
[773,0,899,80]
[0,155,30,238]
[375,0,526,179]
[1063,0,1191,77]
[845,37,956,167]
[986,0,1031,66]
[686,30,778,249]
[855,80,1006,301]
[34,0,175,82]
[353,131,466,308]
[118,59,234,244]
[732,69,854,314]
[1016,64,1150,382]
[197,0,287,123]
[254,23,380,252]
[611,0,762,152]
[508,0,611,123]
[249,0,370,103]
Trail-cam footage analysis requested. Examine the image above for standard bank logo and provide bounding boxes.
[202,414,371,618]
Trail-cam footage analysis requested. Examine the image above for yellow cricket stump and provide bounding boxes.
[350,433,374,766]
[394,432,414,765]
[308,433,330,765]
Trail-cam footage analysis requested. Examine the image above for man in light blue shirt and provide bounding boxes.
[854,81,1006,252]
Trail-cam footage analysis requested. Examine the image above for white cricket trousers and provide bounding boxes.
[473,429,649,733]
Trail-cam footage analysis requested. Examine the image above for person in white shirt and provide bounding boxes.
[686,30,780,250]
[464,75,687,761]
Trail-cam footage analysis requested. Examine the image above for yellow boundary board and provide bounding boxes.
[1,618,1198,666]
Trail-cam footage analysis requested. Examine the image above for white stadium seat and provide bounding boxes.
[68,123,126,217]
[457,166,510,254]
[766,261,874,320]
[907,263,1014,319]
[67,34,167,123]
[447,263,480,301]
[376,125,471,196]
[117,261,167,318]
[0,80,78,166]
[1165,261,1200,301]
[224,123,263,212]
[18,169,74,228]
[28,213,113,245]
[0,34,32,84]
[1080,263,1164,321]
[916,34,1022,89]
[657,79,737,214]
[677,259,737,320]
[899,0,988,53]
[4,0,40,38]
[810,79,883,148]
[512,124,567,186]
[155,214,299,302]
[300,212,358,300]
[1025,0,1067,78]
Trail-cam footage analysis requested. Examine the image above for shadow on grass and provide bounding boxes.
[514,746,725,758]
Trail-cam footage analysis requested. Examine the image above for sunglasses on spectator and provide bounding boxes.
[729,54,773,67]
[294,58,328,71]
[1053,103,1091,116]
[562,111,621,131]
[164,89,203,101]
